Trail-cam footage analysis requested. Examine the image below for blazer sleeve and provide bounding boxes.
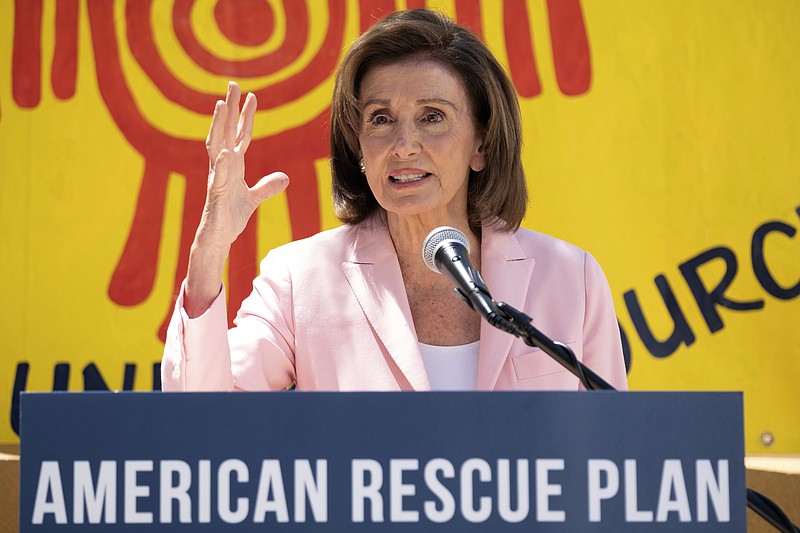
[161,282,235,391]
[161,249,298,392]
[581,252,629,390]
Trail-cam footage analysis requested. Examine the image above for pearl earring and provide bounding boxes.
[359,158,366,174]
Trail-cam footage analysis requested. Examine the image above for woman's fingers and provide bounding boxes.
[224,82,241,149]
[206,100,226,163]
[237,92,257,153]
[207,82,256,167]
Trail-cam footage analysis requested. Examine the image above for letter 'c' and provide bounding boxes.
[752,221,800,299]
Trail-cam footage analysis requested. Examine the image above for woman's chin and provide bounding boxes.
[383,202,466,227]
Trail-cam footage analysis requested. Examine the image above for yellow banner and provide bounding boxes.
[1,0,798,453]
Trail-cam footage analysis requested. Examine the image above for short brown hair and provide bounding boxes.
[330,9,527,231]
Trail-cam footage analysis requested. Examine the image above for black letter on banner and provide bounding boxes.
[153,363,162,391]
[123,364,136,390]
[679,247,764,333]
[11,363,29,436]
[618,322,632,372]
[752,221,800,299]
[83,363,111,390]
[623,275,696,358]
[53,363,70,391]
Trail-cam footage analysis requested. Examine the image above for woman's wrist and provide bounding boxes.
[184,242,229,318]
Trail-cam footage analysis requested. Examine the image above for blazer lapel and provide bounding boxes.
[476,228,536,390]
[341,223,431,390]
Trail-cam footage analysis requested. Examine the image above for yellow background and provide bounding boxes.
[1,0,798,452]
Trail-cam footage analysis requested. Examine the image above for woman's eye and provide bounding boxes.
[368,113,390,126]
[423,111,444,123]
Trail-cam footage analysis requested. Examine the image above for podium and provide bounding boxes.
[19,391,745,531]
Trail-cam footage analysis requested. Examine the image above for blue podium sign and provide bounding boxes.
[20,391,745,531]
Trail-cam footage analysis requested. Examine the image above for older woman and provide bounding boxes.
[161,9,627,392]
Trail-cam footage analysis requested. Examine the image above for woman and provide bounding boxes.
[161,9,628,392]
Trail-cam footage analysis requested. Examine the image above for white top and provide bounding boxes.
[418,341,480,391]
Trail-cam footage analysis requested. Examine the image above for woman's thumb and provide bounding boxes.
[251,172,290,203]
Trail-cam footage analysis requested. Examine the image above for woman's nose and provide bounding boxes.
[392,120,421,159]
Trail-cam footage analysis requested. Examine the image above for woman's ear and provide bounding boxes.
[470,142,486,173]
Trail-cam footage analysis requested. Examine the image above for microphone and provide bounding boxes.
[421,226,500,323]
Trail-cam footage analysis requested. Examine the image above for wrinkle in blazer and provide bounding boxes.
[162,223,628,392]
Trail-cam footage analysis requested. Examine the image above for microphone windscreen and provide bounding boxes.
[421,226,471,272]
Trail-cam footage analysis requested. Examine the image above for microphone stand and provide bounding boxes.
[459,292,798,531]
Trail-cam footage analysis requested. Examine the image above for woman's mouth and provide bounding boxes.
[390,172,430,183]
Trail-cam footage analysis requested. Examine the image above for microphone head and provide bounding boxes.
[422,226,471,272]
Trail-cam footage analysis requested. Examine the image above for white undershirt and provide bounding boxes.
[418,341,480,390]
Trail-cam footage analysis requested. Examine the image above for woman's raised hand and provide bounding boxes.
[199,81,289,250]
[185,82,289,317]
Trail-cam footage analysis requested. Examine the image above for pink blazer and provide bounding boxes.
[162,223,628,392]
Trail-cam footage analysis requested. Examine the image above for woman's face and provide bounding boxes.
[358,59,485,225]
